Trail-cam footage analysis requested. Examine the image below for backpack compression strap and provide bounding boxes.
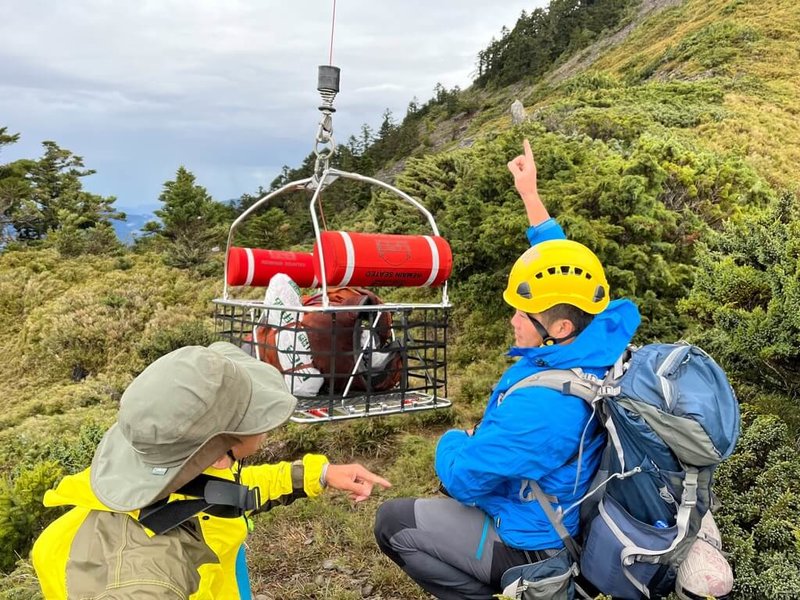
[528,479,582,563]
[614,468,702,598]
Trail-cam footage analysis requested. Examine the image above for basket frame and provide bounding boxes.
[222,168,449,307]
[213,169,452,423]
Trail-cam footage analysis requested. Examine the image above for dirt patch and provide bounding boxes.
[546,0,685,85]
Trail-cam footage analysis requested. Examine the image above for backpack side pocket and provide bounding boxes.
[581,495,677,600]
[500,548,577,600]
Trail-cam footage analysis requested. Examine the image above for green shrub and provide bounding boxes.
[667,21,762,72]
[0,559,42,600]
[563,71,621,93]
[681,193,800,395]
[715,408,800,598]
[50,223,122,258]
[44,423,107,475]
[16,260,216,382]
[0,461,64,573]
[381,124,770,343]
[137,319,216,365]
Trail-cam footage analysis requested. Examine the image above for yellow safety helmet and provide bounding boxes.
[503,239,610,315]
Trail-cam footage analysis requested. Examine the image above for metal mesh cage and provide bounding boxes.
[216,163,454,423]
[214,298,450,422]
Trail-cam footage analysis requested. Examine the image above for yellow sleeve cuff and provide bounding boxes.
[302,454,329,497]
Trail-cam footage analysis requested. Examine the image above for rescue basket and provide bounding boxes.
[212,66,452,423]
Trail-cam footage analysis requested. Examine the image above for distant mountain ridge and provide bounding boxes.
[112,213,154,244]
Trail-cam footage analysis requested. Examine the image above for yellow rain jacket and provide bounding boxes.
[32,454,328,599]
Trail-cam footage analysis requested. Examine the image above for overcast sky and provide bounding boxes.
[1,1,546,214]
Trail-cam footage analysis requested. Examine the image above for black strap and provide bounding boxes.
[522,548,559,563]
[526,314,578,346]
[138,474,261,535]
[527,314,557,346]
[138,498,209,534]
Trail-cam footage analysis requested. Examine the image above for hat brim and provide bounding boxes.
[91,342,297,512]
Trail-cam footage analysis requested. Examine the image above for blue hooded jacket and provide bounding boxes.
[435,219,641,550]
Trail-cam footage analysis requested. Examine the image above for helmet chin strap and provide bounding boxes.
[526,314,577,346]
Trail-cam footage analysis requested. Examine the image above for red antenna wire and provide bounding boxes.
[328,0,337,65]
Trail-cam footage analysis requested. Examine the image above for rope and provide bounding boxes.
[328,0,337,65]
[318,196,328,231]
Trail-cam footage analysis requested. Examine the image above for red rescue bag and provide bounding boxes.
[313,231,452,288]
[227,247,317,288]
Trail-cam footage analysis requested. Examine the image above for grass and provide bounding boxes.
[243,433,442,600]
[590,0,800,189]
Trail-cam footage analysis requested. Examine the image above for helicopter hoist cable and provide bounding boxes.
[328,0,337,65]
[312,0,340,186]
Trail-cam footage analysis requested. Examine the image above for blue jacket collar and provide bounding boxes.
[507,299,641,370]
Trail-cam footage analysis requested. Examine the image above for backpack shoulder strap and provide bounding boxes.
[502,369,603,405]
[505,370,600,565]
[503,354,631,565]
[502,346,632,406]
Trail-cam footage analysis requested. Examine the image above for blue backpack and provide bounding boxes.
[503,343,740,600]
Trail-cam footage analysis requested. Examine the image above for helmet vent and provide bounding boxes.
[516,281,533,299]
[538,267,595,279]
[593,285,606,302]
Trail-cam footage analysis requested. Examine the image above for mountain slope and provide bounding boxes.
[2,1,800,598]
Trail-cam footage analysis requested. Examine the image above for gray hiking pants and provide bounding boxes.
[374,497,556,600]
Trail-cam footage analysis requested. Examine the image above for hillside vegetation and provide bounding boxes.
[2,0,800,598]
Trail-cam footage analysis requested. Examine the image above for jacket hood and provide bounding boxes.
[44,464,238,514]
[508,298,640,369]
[43,469,133,514]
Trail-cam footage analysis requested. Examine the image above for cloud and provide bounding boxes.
[353,83,406,94]
[0,0,545,211]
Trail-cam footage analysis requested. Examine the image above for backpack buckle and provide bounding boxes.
[682,470,699,507]
[599,385,620,397]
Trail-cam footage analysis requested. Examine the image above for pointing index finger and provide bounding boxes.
[355,465,392,489]
[523,139,533,163]
[364,473,392,489]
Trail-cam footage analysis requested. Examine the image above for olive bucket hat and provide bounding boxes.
[90,342,297,512]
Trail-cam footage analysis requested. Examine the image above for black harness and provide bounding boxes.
[138,471,261,535]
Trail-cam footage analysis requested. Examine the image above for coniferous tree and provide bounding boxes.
[14,141,123,241]
[0,136,123,252]
[143,166,230,269]
[0,128,30,243]
[378,109,395,140]
[474,0,634,87]
[228,188,294,251]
